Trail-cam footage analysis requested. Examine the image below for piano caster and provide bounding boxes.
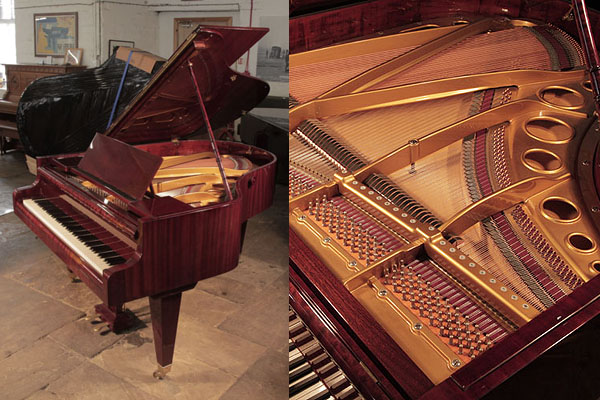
[152,364,171,380]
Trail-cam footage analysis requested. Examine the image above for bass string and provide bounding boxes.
[371,27,555,90]
[458,222,547,311]
[290,45,417,103]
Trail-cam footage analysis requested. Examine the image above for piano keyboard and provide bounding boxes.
[290,308,364,400]
[23,196,134,274]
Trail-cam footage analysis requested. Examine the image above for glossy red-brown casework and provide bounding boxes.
[290,0,600,54]
[12,25,277,374]
[106,25,270,145]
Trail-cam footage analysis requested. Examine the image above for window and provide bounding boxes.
[0,0,16,90]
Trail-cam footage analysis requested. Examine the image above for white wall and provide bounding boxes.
[14,0,287,96]
[15,0,97,66]
[156,9,241,60]
[100,1,156,63]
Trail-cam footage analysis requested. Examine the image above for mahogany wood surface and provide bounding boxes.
[149,290,184,367]
[78,134,163,201]
[11,24,276,375]
[3,64,87,102]
[290,229,434,399]
[290,0,600,53]
[105,27,269,146]
[421,290,600,399]
[445,275,600,398]
[12,138,276,371]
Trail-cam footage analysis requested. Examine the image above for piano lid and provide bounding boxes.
[104,25,270,144]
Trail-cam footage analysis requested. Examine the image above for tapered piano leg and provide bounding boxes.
[149,291,182,379]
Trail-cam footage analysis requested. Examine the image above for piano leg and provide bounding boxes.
[149,291,183,379]
[94,303,135,332]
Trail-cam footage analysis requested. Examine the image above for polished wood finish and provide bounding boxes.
[3,64,86,102]
[105,26,269,146]
[290,0,600,53]
[13,139,276,373]
[149,289,185,367]
[12,26,276,375]
[173,17,232,50]
[290,267,403,400]
[78,134,163,201]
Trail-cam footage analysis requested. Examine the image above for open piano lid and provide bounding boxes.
[76,25,269,202]
[103,25,270,144]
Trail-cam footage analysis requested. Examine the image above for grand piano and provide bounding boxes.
[289,0,600,398]
[13,25,276,378]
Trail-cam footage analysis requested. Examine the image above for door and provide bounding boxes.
[173,17,232,50]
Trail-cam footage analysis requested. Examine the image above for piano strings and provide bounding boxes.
[289,15,598,384]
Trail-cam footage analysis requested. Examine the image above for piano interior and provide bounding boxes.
[76,150,255,208]
[152,152,253,207]
[289,11,600,392]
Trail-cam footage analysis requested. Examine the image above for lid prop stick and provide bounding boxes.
[573,0,600,117]
[187,59,233,201]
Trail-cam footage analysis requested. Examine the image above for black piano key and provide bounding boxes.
[34,198,130,266]
[290,361,313,382]
[92,245,115,255]
[85,239,107,247]
[104,255,126,265]
[289,373,321,397]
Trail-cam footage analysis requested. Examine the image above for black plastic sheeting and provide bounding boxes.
[17,52,164,156]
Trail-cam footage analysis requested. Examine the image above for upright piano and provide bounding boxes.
[13,25,277,377]
[289,0,600,398]
[1,64,87,154]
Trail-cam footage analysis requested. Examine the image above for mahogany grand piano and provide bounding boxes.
[13,25,276,378]
[289,0,600,398]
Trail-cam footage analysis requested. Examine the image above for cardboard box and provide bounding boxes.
[25,154,37,175]
[115,47,165,74]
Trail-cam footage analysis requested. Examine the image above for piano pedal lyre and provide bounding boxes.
[94,303,136,333]
[66,268,80,283]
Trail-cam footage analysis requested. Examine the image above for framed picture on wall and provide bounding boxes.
[108,39,135,56]
[256,16,289,83]
[34,13,78,57]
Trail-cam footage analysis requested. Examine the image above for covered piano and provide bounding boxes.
[13,25,276,378]
[289,0,600,398]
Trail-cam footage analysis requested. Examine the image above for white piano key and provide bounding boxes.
[23,198,121,274]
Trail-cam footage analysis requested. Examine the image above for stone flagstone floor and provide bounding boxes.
[0,151,288,400]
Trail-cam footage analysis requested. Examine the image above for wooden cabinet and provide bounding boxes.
[3,64,86,102]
